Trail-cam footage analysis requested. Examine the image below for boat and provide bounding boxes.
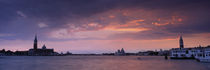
[164,54,168,60]
[195,49,210,62]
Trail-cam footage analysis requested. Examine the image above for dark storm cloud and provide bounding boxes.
[0,0,210,40]
[0,0,118,34]
[1,0,209,21]
[0,0,117,18]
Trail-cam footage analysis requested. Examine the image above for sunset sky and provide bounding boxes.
[0,0,210,53]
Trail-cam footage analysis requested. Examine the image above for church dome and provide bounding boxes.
[42,44,47,49]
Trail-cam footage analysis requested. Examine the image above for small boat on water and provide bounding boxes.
[164,55,168,60]
[195,49,210,62]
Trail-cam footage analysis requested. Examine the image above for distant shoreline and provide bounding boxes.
[0,54,166,56]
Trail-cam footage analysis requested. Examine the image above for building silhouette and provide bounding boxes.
[115,48,126,56]
[179,36,184,48]
[34,35,38,50]
[28,35,55,56]
[170,36,210,59]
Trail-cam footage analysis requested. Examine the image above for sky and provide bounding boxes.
[0,0,210,53]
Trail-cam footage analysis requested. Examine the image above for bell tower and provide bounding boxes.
[33,35,38,50]
[179,36,184,48]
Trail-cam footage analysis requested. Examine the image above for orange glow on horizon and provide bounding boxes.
[104,28,149,32]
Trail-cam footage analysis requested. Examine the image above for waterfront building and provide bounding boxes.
[195,48,210,62]
[170,36,210,59]
[28,35,55,56]
[0,49,5,56]
[115,48,126,56]
[0,35,62,56]
[14,51,28,56]
[171,36,195,59]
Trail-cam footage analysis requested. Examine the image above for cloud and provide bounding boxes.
[0,33,14,37]
[38,22,48,28]
[16,11,27,18]
[0,0,210,41]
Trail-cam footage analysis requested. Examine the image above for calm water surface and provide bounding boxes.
[0,56,209,70]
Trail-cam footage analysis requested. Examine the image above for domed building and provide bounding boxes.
[115,48,126,56]
[28,35,55,56]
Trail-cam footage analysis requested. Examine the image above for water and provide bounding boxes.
[0,56,209,70]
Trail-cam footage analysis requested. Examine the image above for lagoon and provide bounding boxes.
[0,56,209,70]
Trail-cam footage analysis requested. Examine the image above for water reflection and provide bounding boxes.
[0,56,209,70]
